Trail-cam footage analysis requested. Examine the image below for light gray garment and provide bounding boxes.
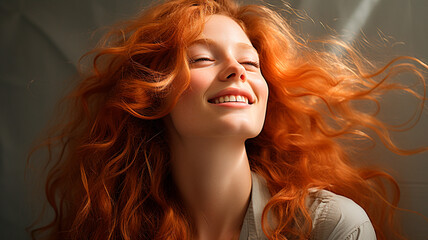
[239,172,376,240]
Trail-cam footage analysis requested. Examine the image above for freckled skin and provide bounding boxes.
[169,14,268,140]
[166,15,269,240]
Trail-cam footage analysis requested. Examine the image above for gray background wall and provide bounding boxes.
[1,0,427,239]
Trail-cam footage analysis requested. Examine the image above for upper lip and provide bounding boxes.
[208,87,255,104]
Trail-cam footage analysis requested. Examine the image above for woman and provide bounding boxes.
[30,0,427,239]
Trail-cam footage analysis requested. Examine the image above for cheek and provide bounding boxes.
[188,70,212,93]
[261,80,269,100]
[167,70,212,136]
[253,76,269,104]
[253,77,269,125]
[174,70,210,107]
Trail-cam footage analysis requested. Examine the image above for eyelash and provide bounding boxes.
[189,58,260,68]
[189,58,213,63]
[242,61,260,68]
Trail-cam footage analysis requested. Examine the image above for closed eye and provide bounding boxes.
[189,57,214,64]
[241,61,260,68]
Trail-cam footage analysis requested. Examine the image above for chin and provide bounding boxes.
[211,121,263,139]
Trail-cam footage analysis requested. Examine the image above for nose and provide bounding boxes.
[219,59,247,82]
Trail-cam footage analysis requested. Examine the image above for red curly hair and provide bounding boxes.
[30,0,427,239]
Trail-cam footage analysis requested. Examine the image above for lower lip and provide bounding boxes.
[209,102,251,108]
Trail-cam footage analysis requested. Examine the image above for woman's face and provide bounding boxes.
[168,14,268,140]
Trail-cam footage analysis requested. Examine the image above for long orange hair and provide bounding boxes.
[30,0,427,239]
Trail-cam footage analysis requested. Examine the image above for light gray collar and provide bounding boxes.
[239,172,271,240]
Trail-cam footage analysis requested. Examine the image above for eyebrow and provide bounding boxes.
[188,38,258,54]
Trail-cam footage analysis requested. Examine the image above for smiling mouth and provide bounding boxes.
[208,95,253,104]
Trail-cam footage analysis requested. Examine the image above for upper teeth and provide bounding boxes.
[212,95,249,104]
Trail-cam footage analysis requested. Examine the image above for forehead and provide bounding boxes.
[198,14,253,46]
[188,14,256,54]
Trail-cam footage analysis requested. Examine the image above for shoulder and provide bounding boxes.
[306,189,377,240]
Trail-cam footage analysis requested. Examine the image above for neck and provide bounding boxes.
[170,137,252,240]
